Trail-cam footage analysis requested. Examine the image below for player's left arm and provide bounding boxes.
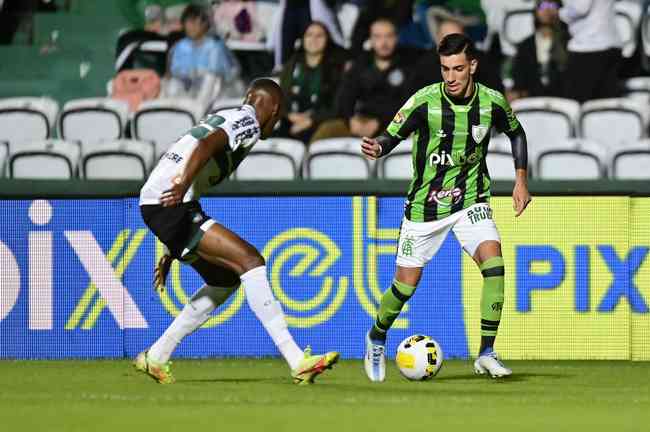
[160,128,229,207]
[493,93,532,217]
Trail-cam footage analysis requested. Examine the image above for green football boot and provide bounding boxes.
[133,351,175,384]
[291,347,340,385]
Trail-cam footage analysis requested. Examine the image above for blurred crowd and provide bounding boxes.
[2,0,649,146]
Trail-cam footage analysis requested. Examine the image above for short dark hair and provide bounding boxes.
[437,33,477,60]
[249,77,284,106]
[181,4,209,24]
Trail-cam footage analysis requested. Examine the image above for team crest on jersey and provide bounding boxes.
[393,112,405,124]
[472,125,489,143]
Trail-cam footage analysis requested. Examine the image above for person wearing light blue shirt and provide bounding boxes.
[168,4,239,98]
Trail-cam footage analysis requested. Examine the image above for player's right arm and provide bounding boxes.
[160,128,229,207]
[360,93,426,160]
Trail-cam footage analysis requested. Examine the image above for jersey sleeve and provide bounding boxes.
[386,94,426,140]
[491,91,521,137]
[190,108,259,152]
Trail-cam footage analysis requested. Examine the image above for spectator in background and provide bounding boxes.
[115,4,169,76]
[510,0,568,101]
[272,0,345,70]
[412,15,503,93]
[213,0,265,43]
[168,4,239,103]
[276,21,348,143]
[349,0,415,56]
[555,0,622,102]
[310,18,415,141]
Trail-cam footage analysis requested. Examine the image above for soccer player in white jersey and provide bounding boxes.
[135,78,339,384]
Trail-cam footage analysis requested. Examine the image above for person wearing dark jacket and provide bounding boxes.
[412,18,504,93]
[510,0,568,100]
[276,21,348,143]
[311,18,417,142]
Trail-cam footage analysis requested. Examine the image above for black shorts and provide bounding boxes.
[140,201,214,262]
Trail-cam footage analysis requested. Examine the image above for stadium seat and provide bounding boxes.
[611,141,650,179]
[9,140,80,179]
[58,98,130,144]
[235,138,305,180]
[132,98,204,158]
[82,140,155,180]
[486,150,516,180]
[0,97,59,149]
[616,0,643,58]
[511,97,581,158]
[377,139,412,180]
[304,138,372,179]
[623,77,650,104]
[501,9,535,56]
[536,140,606,180]
[337,2,360,48]
[0,141,7,178]
[207,97,245,115]
[579,98,649,151]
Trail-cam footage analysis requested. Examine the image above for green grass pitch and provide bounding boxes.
[0,359,647,431]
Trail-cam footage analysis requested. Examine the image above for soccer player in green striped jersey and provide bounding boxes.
[361,33,532,381]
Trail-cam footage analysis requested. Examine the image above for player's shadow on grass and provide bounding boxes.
[434,372,569,383]
[177,377,280,384]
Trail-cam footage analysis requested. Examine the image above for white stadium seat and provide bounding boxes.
[511,97,580,158]
[536,140,606,180]
[623,77,650,104]
[377,139,412,179]
[611,140,650,179]
[580,98,649,150]
[616,0,643,58]
[0,141,7,177]
[58,98,129,143]
[9,140,80,179]
[132,98,204,158]
[501,9,535,55]
[235,138,305,180]
[486,150,516,180]
[82,140,155,180]
[0,97,59,149]
[304,138,372,179]
[207,97,244,115]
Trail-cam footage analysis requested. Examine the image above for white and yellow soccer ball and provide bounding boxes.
[395,335,444,381]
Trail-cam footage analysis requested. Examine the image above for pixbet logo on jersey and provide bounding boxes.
[428,148,484,167]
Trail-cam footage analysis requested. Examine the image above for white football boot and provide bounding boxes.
[364,332,386,382]
[474,351,512,378]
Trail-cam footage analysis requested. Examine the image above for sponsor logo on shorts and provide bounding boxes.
[428,188,463,207]
[467,206,493,224]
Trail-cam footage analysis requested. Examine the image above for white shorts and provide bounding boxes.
[396,203,501,268]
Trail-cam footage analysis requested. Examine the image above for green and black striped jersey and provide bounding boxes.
[386,82,521,222]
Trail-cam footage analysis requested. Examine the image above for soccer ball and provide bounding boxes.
[395,335,444,381]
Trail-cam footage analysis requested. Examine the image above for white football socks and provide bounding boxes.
[147,284,236,364]
[241,266,304,370]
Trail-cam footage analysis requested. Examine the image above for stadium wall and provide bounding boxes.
[0,180,648,360]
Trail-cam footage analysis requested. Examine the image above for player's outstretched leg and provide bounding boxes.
[364,277,417,382]
[199,223,339,384]
[135,277,238,384]
[473,255,512,378]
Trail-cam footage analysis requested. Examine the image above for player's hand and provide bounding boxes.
[361,136,382,160]
[153,253,173,292]
[160,176,188,207]
[512,181,532,217]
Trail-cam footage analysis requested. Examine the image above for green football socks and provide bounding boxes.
[479,256,505,355]
[369,279,416,342]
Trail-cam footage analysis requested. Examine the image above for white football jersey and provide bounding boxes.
[139,104,260,205]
